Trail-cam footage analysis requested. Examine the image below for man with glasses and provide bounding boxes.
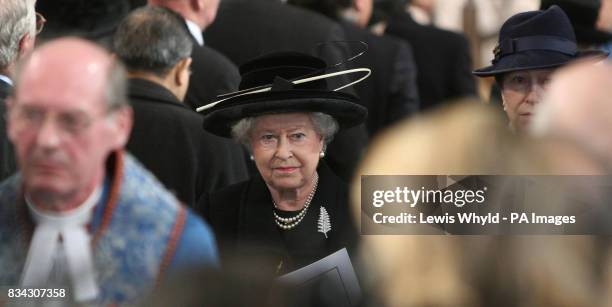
[0,0,39,181]
[0,37,218,305]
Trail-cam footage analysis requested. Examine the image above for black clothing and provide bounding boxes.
[126,78,248,205]
[385,12,477,111]
[197,162,358,275]
[0,80,15,181]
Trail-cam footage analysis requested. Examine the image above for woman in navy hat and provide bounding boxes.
[196,51,368,275]
[474,5,604,132]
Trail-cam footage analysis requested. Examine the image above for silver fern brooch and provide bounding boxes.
[318,206,331,238]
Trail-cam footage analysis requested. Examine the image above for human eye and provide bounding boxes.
[58,112,89,133]
[259,133,277,145]
[20,107,44,121]
[290,132,306,141]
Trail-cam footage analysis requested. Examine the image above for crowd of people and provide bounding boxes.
[1,0,612,306]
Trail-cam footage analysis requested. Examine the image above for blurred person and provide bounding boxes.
[0,0,38,181]
[205,0,370,181]
[197,52,367,275]
[532,61,612,167]
[0,38,218,305]
[148,0,243,111]
[352,101,611,306]
[473,5,606,133]
[379,0,477,111]
[114,6,247,206]
[288,0,421,137]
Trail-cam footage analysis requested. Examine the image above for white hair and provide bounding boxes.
[0,0,36,70]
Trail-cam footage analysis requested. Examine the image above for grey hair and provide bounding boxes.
[112,6,193,77]
[0,0,36,70]
[230,112,339,152]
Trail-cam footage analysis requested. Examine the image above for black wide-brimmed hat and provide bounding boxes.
[541,0,612,46]
[473,5,604,77]
[199,51,369,138]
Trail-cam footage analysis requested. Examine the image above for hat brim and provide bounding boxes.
[201,90,367,138]
[473,49,608,77]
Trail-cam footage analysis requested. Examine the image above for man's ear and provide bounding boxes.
[174,57,192,87]
[18,32,35,59]
[108,106,134,149]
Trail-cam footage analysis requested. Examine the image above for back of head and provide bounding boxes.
[0,0,36,70]
[288,0,351,20]
[113,6,193,78]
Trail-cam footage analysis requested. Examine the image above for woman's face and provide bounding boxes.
[500,68,554,131]
[250,112,324,192]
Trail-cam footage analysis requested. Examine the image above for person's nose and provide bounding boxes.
[35,116,62,149]
[525,81,545,105]
[274,136,293,160]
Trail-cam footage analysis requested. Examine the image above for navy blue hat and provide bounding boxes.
[473,5,600,77]
[200,52,368,138]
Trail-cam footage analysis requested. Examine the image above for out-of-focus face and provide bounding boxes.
[250,113,324,193]
[499,68,554,131]
[7,40,129,206]
[597,0,612,32]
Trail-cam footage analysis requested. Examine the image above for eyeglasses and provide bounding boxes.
[35,12,46,35]
[9,105,107,137]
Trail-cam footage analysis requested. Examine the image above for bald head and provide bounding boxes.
[15,37,127,111]
[532,62,612,163]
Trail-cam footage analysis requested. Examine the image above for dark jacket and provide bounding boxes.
[181,18,241,110]
[126,78,248,205]
[197,162,358,276]
[205,0,369,181]
[385,12,477,111]
[340,21,420,136]
[0,79,15,181]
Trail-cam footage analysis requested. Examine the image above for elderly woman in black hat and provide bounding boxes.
[196,52,368,275]
[474,5,605,132]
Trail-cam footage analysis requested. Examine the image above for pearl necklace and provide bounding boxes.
[273,173,319,230]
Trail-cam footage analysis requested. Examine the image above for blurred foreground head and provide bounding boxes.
[352,100,612,306]
[532,61,612,168]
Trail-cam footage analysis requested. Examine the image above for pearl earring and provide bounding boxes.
[319,151,325,158]
[250,155,254,161]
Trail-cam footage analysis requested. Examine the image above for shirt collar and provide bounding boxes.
[185,19,204,46]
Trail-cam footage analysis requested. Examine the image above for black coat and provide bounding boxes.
[126,78,248,205]
[0,79,15,181]
[197,162,358,276]
[340,21,420,136]
[385,12,477,111]
[182,18,241,110]
[205,0,369,182]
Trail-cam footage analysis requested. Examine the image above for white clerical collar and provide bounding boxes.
[21,186,102,302]
[0,74,13,86]
[185,19,204,46]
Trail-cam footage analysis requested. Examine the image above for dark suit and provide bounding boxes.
[385,12,477,111]
[340,21,420,136]
[181,20,241,110]
[0,79,15,181]
[205,0,369,181]
[197,162,357,275]
[126,78,248,205]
